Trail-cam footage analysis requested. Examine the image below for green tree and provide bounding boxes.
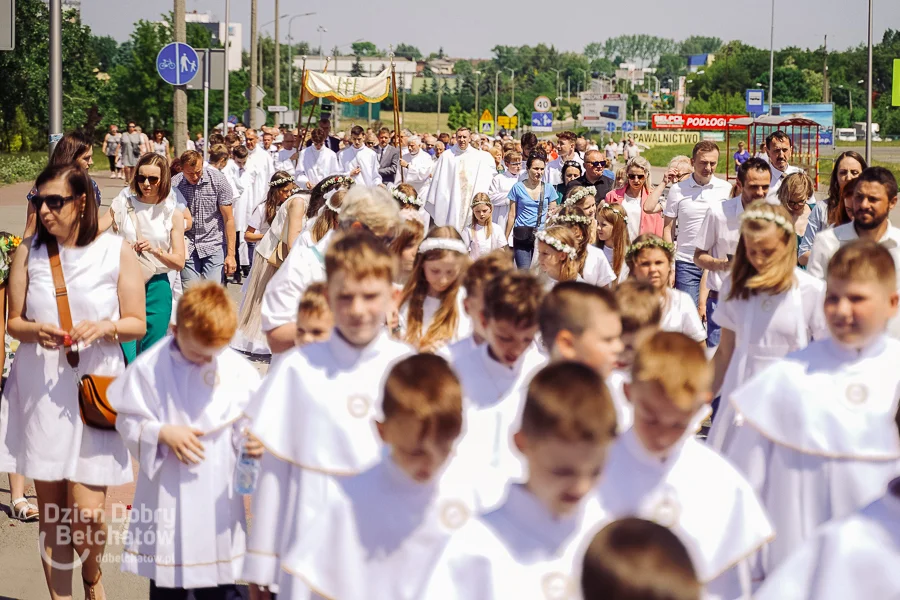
[395,43,422,61]
[447,103,474,130]
[350,54,364,77]
[350,41,378,57]
[91,35,119,72]
[680,36,723,55]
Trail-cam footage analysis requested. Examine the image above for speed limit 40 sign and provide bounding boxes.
[533,96,552,113]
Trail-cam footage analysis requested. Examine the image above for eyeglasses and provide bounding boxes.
[136,175,160,185]
[627,173,646,180]
[30,194,76,210]
[586,161,607,168]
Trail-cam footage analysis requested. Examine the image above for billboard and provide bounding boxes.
[772,103,834,146]
[652,114,748,131]
[631,131,701,146]
[581,93,628,130]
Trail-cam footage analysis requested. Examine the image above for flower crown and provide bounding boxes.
[626,237,675,260]
[535,230,577,260]
[552,213,593,226]
[599,201,629,224]
[471,196,492,208]
[269,176,295,188]
[0,234,22,254]
[418,238,468,255]
[319,175,354,191]
[741,209,794,235]
[563,186,596,206]
[392,188,425,207]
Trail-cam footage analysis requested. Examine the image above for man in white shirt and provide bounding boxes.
[624,138,640,160]
[400,135,434,198]
[273,131,299,173]
[604,139,618,165]
[544,131,583,185]
[338,125,382,188]
[662,140,733,308]
[692,157,771,347]
[765,130,804,199]
[295,128,340,190]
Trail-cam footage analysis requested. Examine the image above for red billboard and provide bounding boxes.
[652,114,747,131]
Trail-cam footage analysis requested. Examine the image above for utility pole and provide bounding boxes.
[474,71,481,131]
[249,0,258,128]
[865,0,873,163]
[223,0,230,132]
[494,71,500,134]
[436,76,442,132]
[273,0,280,127]
[174,0,188,156]
[768,0,776,112]
[823,35,830,103]
[49,0,62,157]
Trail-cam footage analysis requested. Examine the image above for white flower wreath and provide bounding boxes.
[418,238,468,255]
[563,185,597,206]
[598,201,629,223]
[392,188,425,207]
[553,214,593,226]
[741,209,794,235]
[535,230,577,260]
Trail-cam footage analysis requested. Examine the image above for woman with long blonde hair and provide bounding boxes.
[398,226,472,352]
[707,201,828,452]
[596,203,631,284]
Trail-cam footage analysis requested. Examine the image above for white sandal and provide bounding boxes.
[12,497,39,522]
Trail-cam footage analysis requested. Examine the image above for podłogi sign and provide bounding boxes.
[652,114,747,131]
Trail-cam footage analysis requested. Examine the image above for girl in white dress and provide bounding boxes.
[298,188,346,249]
[462,193,507,259]
[398,227,472,353]
[553,205,615,287]
[534,226,582,290]
[487,150,523,231]
[707,201,828,453]
[392,183,431,229]
[562,184,598,244]
[0,164,146,600]
[596,203,631,285]
[626,234,706,343]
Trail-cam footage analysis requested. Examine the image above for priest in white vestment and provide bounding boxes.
[273,131,299,173]
[295,128,340,190]
[338,126,382,187]
[401,135,434,198]
[426,127,496,231]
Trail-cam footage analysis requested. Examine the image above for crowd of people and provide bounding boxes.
[0,115,899,600]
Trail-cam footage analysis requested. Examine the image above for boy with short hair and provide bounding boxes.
[110,282,262,599]
[242,230,412,596]
[451,271,547,482]
[422,361,618,598]
[724,240,900,581]
[295,281,333,347]
[445,248,513,361]
[596,331,773,600]
[282,354,504,599]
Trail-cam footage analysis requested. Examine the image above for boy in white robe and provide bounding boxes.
[295,128,340,190]
[451,271,547,483]
[755,475,900,600]
[109,282,262,599]
[242,231,413,598]
[596,331,774,600]
[443,248,513,363]
[539,282,629,432]
[724,240,900,579]
[338,126,382,187]
[282,354,505,600]
[421,361,618,599]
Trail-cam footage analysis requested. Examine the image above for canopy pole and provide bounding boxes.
[300,56,329,147]
[389,47,404,183]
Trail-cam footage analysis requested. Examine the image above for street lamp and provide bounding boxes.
[317,25,327,57]
[494,71,500,133]
[768,0,776,111]
[506,67,516,110]
[549,68,562,111]
[576,68,588,92]
[866,0,874,162]
[474,70,482,131]
[286,12,316,127]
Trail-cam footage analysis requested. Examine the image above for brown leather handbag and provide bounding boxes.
[47,239,119,430]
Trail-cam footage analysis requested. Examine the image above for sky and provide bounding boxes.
[81,0,899,59]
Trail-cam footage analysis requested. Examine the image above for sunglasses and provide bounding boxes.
[586,161,607,168]
[627,174,646,180]
[30,194,77,210]
[136,175,160,185]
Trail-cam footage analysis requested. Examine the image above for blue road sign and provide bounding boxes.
[746,89,765,114]
[228,115,238,125]
[531,112,553,131]
[605,122,616,132]
[156,42,200,86]
[622,121,634,132]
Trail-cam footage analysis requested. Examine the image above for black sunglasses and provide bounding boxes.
[586,160,607,168]
[136,175,160,185]
[30,194,77,210]
[627,173,646,180]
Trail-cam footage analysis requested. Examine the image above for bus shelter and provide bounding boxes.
[726,115,821,186]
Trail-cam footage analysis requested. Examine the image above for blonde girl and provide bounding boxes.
[596,203,631,284]
[392,183,430,228]
[244,170,297,246]
[535,225,581,290]
[777,172,815,258]
[389,217,426,287]
[563,185,598,243]
[626,234,705,343]
[553,205,615,288]
[398,226,472,352]
[303,188,348,246]
[707,201,827,452]
[462,193,507,259]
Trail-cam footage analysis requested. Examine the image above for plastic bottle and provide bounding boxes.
[233,427,260,495]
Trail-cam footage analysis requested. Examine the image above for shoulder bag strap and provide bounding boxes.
[126,197,144,240]
[46,239,79,369]
[536,183,545,229]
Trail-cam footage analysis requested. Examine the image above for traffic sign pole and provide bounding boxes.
[203,48,210,163]
[174,0,187,157]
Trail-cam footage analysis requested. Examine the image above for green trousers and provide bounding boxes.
[122,273,172,362]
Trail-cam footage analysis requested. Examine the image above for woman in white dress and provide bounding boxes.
[99,153,186,358]
[707,201,828,453]
[233,172,304,356]
[0,164,146,600]
[626,234,706,343]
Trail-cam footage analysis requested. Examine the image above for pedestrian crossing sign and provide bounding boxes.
[479,110,495,135]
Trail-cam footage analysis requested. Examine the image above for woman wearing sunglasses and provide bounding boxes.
[1,164,146,600]
[99,153,186,358]
[604,156,662,241]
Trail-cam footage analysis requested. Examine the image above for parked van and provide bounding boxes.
[836,128,857,142]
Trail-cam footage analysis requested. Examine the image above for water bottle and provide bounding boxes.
[233,427,260,495]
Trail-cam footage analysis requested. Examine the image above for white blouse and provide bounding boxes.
[111,189,177,251]
[461,223,507,259]
[661,288,706,342]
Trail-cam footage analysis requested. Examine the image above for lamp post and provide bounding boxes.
[286,12,316,128]
[317,25,327,57]
[223,0,230,133]
[474,70,481,131]
[494,71,500,133]
[506,67,516,110]
[865,0,874,163]
[576,68,588,93]
[549,68,562,111]
[768,0,776,111]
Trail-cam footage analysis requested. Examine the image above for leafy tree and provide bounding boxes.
[447,103,474,130]
[395,43,422,61]
[680,36,723,56]
[350,54,364,77]
[91,35,119,72]
[350,41,378,57]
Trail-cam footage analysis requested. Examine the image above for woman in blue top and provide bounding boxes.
[506,152,557,269]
